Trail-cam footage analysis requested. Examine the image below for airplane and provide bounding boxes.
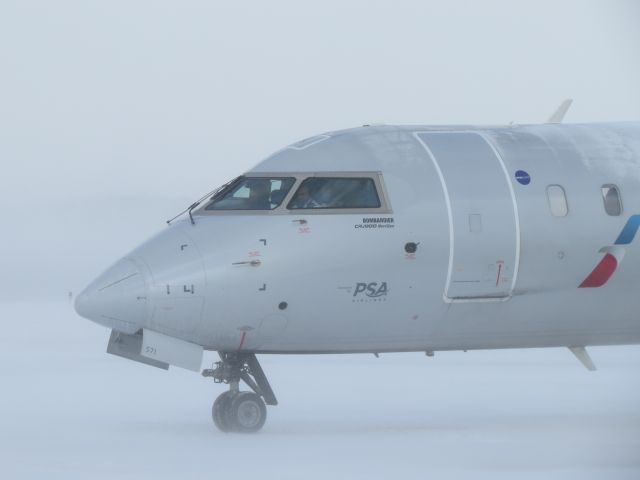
[75,100,640,432]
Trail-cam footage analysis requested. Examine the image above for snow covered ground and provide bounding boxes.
[1,301,639,480]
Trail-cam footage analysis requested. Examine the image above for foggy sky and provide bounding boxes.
[1,0,639,301]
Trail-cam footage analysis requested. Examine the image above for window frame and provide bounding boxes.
[601,184,623,217]
[193,171,392,216]
[546,184,569,217]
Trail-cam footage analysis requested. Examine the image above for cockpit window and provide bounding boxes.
[287,177,381,209]
[205,177,296,210]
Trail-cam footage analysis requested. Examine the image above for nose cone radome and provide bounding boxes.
[75,258,148,333]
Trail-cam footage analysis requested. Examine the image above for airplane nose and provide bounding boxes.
[75,258,148,333]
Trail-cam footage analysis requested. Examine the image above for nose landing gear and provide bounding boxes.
[202,352,277,433]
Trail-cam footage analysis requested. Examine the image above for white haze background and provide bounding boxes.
[0,1,639,478]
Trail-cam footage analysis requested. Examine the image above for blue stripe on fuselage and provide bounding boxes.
[614,215,640,245]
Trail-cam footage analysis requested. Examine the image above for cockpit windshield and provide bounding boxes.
[287,177,380,209]
[205,177,296,210]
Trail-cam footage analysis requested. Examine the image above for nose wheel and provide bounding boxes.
[213,391,267,433]
[211,391,236,432]
[203,352,276,433]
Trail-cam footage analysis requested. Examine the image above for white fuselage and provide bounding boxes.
[76,122,640,354]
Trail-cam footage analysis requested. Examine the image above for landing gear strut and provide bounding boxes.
[202,352,277,433]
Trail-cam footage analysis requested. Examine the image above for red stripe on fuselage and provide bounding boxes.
[579,253,618,288]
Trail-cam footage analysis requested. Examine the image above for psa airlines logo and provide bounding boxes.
[579,215,640,288]
[338,282,389,302]
[354,282,388,298]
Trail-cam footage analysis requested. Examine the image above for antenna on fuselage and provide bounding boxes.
[568,346,597,372]
[547,99,573,124]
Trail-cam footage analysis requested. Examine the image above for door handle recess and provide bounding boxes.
[232,260,262,267]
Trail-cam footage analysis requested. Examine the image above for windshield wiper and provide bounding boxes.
[166,176,244,226]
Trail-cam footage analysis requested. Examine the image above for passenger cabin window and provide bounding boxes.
[287,177,381,209]
[205,177,295,210]
[546,185,568,217]
[601,184,622,216]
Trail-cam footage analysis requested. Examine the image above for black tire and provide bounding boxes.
[228,391,267,433]
[212,391,236,432]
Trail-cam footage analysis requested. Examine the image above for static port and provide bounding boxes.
[405,242,418,254]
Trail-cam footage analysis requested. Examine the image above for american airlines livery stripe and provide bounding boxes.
[579,215,640,288]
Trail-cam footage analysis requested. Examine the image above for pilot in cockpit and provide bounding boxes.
[288,183,322,209]
[246,179,272,210]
